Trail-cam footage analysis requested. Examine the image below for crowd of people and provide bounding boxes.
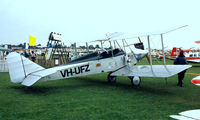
[23,50,37,62]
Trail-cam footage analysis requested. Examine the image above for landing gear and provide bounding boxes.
[107,72,116,83]
[129,76,141,86]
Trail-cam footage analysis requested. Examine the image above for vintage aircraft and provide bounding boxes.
[169,46,200,63]
[6,33,191,87]
[170,109,200,120]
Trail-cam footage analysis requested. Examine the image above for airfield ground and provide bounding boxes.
[0,59,200,120]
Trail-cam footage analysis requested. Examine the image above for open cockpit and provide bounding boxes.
[67,48,125,65]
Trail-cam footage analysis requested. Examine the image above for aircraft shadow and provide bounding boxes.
[190,65,200,67]
[9,82,99,95]
[10,86,55,95]
[74,77,173,96]
[9,77,172,96]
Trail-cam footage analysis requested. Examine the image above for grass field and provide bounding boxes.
[0,59,200,120]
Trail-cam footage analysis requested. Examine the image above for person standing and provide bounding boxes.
[24,50,29,58]
[31,51,36,62]
[174,50,188,87]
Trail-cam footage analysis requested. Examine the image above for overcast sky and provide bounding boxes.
[0,0,200,49]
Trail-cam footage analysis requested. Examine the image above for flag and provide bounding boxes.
[29,35,36,46]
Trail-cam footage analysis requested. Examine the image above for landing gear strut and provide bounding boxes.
[107,72,116,83]
[129,76,141,86]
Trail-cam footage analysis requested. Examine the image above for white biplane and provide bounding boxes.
[6,30,191,87]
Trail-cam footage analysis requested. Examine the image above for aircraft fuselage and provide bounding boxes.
[40,55,126,82]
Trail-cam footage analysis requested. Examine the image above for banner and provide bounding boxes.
[29,35,36,46]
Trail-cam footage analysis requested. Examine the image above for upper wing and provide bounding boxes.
[111,65,192,78]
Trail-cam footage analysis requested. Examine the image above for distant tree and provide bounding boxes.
[79,46,86,49]
[89,45,95,49]
[95,44,100,48]
[18,44,23,47]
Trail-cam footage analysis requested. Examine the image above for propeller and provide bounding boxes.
[138,37,150,64]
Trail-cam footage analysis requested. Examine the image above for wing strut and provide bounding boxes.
[122,39,126,53]
[161,34,166,65]
[147,35,152,65]
[147,35,156,76]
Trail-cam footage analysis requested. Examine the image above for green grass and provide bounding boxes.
[0,59,200,120]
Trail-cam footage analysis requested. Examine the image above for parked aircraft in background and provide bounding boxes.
[152,46,200,63]
[151,49,171,59]
[169,47,200,63]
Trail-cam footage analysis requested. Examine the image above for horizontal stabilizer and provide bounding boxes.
[21,68,57,86]
[22,75,41,86]
[111,65,192,78]
[22,62,89,86]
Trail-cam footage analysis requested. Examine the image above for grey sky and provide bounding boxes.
[0,0,200,49]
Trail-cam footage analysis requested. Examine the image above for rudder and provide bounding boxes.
[6,52,44,84]
[170,47,178,57]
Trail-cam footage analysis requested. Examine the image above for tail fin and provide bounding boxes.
[6,52,45,84]
[170,47,177,57]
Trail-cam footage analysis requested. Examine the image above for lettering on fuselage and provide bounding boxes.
[60,64,90,77]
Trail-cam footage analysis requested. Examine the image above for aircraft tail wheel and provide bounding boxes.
[129,76,141,86]
[108,73,116,83]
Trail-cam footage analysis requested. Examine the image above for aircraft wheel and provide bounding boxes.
[129,76,141,86]
[108,73,116,83]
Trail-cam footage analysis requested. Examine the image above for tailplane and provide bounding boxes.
[6,52,45,84]
[170,47,178,57]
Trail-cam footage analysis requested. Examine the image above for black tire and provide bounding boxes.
[108,72,116,83]
[129,76,141,86]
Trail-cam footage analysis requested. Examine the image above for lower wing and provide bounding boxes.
[111,65,192,78]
